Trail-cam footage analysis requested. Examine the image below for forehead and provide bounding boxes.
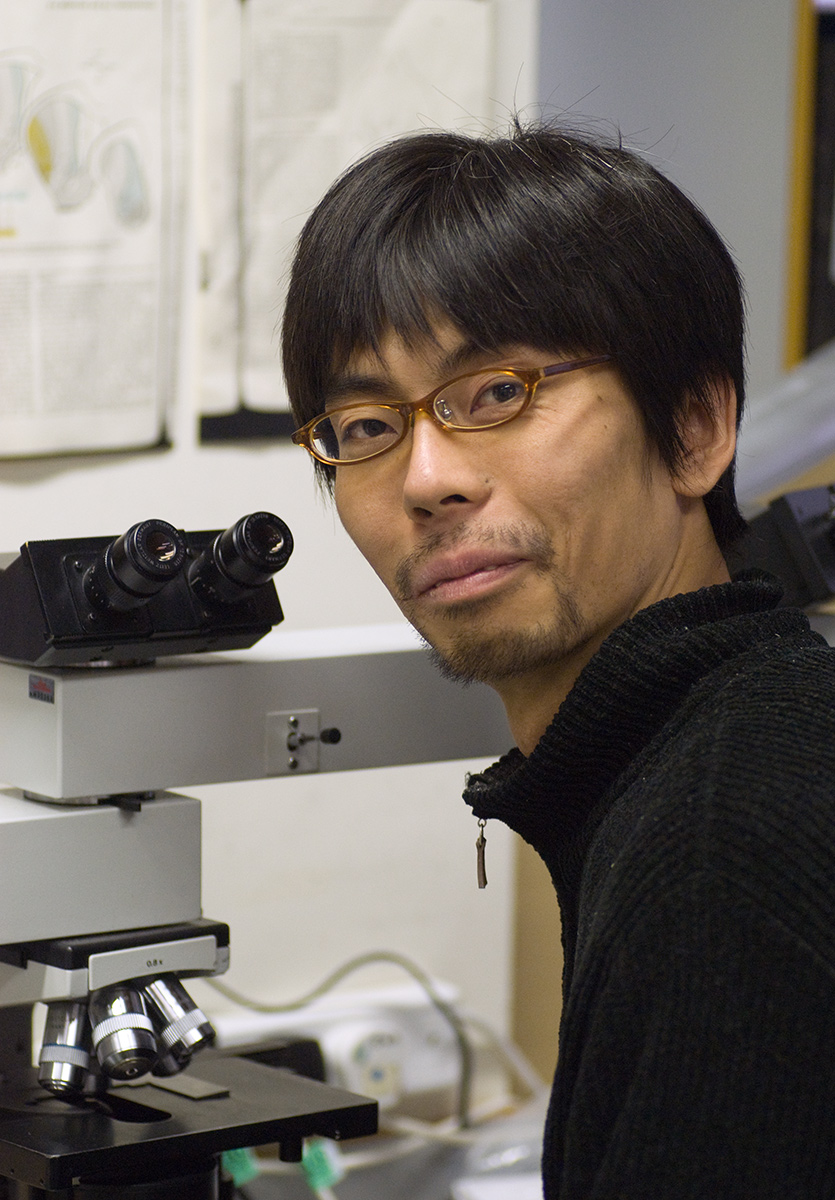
[343,322,477,380]
[339,322,552,393]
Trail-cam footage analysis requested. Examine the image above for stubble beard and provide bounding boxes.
[394,524,589,687]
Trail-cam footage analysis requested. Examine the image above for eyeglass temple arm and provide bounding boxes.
[542,355,612,379]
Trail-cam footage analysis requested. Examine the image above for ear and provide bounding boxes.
[672,376,737,499]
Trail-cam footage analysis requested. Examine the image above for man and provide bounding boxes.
[282,122,835,1198]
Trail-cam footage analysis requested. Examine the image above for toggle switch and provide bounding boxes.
[265,709,342,776]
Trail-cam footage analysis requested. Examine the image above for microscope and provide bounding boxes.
[0,514,378,1199]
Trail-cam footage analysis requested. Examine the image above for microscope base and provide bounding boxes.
[0,1056,377,1194]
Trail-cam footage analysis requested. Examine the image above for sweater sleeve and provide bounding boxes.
[548,870,835,1200]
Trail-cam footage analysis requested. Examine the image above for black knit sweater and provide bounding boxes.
[464,576,835,1199]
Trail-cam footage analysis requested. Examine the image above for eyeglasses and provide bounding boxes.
[291,355,612,466]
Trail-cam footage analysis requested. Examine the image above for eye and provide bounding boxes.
[465,373,528,425]
[435,372,530,428]
[337,411,395,442]
[473,376,526,408]
[326,405,403,460]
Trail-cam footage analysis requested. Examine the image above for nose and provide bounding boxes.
[401,411,491,521]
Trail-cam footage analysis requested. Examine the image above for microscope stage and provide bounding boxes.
[0,1056,377,1191]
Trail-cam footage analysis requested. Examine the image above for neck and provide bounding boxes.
[498,639,607,755]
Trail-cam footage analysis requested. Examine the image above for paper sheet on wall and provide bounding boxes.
[0,0,189,457]
[200,0,494,418]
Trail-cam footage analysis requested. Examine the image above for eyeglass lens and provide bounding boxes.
[310,370,530,463]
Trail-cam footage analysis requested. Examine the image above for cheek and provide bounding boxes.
[334,481,368,550]
[335,478,397,577]
[520,418,670,565]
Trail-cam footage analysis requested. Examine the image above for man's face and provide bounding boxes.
[332,323,711,706]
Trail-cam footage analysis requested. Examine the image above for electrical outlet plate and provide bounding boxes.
[265,708,320,776]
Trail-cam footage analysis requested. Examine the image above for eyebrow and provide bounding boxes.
[324,374,397,408]
[324,338,500,410]
[435,338,493,377]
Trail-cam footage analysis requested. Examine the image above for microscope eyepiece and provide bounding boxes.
[83,519,187,614]
[188,511,293,606]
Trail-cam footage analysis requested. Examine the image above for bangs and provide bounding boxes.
[282,131,616,429]
[311,197,594,386]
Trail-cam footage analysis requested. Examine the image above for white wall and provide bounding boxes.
[537,0,796,402]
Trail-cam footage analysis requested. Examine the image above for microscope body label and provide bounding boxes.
[88,934,220,991]
[28,674,55,704]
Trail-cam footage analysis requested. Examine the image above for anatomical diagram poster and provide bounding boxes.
[199,0,493,421]
[0,0,189,457]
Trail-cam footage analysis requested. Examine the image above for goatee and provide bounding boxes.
[395,524,588,686]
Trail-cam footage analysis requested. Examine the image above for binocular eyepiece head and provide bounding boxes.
[80,512,293,616]
[0,511,293,666]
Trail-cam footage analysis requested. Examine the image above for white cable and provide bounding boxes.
[207,949,546,1136]
[207,949,477,1126]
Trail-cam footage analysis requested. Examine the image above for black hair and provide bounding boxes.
[281,120,747,551]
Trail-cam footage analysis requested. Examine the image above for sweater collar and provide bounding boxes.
[463,574,802,853]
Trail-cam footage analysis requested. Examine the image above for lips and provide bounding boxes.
[408,549,527,600]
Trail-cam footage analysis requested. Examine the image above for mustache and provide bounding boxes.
[393,523,555,603]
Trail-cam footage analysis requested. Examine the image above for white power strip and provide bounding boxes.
[211,981,461,1115]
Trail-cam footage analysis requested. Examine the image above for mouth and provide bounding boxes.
[408,550,528,605]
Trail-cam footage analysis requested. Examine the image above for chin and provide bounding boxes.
[423,609,588,687]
